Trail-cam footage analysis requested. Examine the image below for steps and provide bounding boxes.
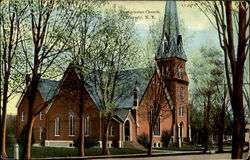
[123,141,147,151]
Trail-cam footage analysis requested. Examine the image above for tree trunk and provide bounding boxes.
[218,90,226,152]
[204,95,211,152]
[206,95,211,150]
[203,99,208,151]
[79,113,85,156]
[0,20,2,158]
[1,72,10,158]
[224,1,247,159]
[148,126,153,156]
[24,117,35,160]
[231,63,245,159]
[78,73,85,156]
[22,74,40,160]
[102,116,111,155]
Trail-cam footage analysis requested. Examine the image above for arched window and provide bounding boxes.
[179,106,184,117]
[21,111,24,122]
[40,111,43,120]
[85,114,90,136]
[39,126,43,140]
[110,126,114,136]
[69,109,75,136]
[163,36,168,52]
[178,66,183,79]
[180,87,184,101]
[154,118,160,136]
[55,117,60,136]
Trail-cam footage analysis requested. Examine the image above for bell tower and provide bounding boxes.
[155,1,190,145]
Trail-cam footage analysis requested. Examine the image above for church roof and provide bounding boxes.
[29,67,153,120]
[155,1,187,61]
[38,79,60,102]
[114,108,129,122]
[83,68,152,110]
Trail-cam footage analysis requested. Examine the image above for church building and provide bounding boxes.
[16,1,190,148]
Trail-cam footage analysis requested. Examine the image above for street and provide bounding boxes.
[94,152,249,160]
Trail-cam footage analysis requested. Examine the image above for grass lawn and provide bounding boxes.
[159,144,204,151]
[6,145,146,158]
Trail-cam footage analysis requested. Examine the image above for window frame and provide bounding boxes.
[110,126,114,136]
[180,87,184,101]
[85,114,90,136]
[69,110,75,136]
[40,111,43,120]
[153,118,161,136]
[179,106,184,117]
[39,126,43,140]
[55,117,60,136]
[163,36,168,52]
[178,66,183,79]
[21,111,24,122]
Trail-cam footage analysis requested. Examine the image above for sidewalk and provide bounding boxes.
[30,149,229,160]
[11,146,248,160]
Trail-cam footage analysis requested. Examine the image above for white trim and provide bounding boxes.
[118,141,123,148]
[127,110,135,123]
[44,140,74,148]
[98,141,102,148]
[153,142,162,148]
[108,141,113,148]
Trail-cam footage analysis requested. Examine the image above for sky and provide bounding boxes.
[7,1,223,115]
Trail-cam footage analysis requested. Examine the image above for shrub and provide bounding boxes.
[17,125,35,146]
[6,133,16,146]
[161,130,171,147]
[74,137,99,148]
[137,133,149,148]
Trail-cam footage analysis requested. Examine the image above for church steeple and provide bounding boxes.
[155,1,187,61]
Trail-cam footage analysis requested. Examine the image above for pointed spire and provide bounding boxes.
[156,1,187,61]
[162,1,180,40]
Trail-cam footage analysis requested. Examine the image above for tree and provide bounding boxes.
[84,6,137,155]
[19,0,78,159]
[190,47,224,151]
[67,1,103,156]
[0,1,27,157]
[138,70,171,155]
[194,2,249,158]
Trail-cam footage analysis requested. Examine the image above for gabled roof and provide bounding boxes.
[38,79,59,102]
[16,78,60,108]
[17,66,154,123]
[155,1,187,61]
[114,108,129,122]
[83,68,152,109]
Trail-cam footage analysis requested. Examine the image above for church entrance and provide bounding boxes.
[124,120,130,141]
